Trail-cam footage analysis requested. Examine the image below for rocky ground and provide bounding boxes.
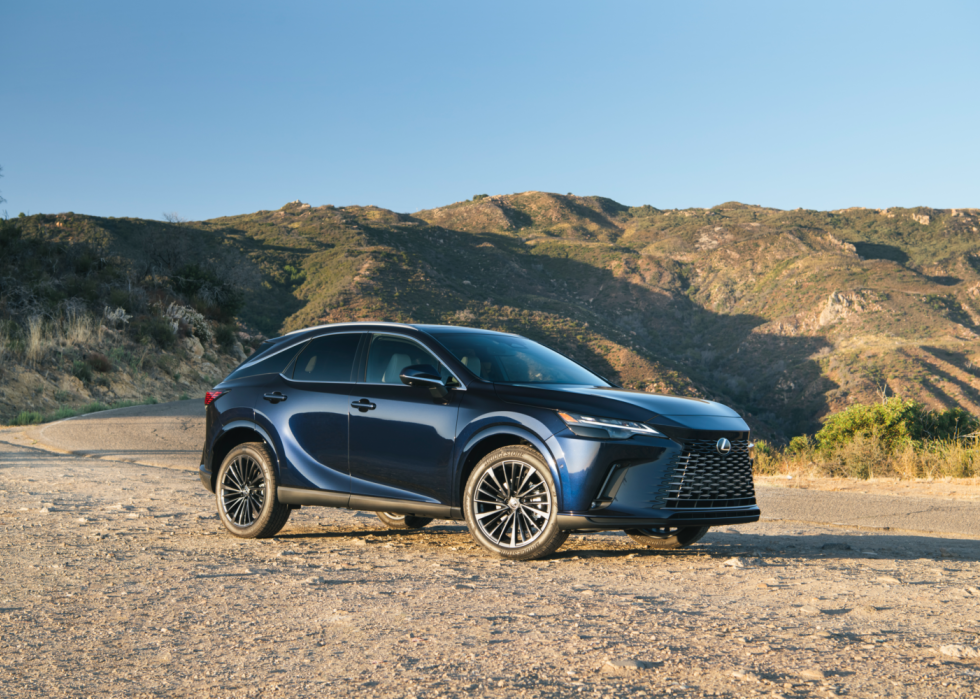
[1,440,978,699]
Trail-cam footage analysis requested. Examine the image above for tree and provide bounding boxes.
[162,211,188,225]
[0,165,6,206]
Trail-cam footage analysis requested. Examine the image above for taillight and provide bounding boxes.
[204,390,227,406]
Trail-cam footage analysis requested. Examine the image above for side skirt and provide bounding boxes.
[277,487,461,520]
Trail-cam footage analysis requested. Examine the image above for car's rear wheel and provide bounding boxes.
[216,442,291,538]
[463,446,568,561]
[625,525,709,549]
[375,512,434,529]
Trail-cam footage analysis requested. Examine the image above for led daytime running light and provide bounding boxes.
[558,411,661,436]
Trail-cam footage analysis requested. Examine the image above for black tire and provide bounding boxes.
[625,525,710,549]
[215,442,291,539]
[463,445,568,561]
[375,511,434,529]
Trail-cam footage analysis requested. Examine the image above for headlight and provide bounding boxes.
[558,411,663,440]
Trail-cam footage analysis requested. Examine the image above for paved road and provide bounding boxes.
[2,401,977,538]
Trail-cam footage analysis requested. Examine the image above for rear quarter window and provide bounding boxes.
[226,342,306,381]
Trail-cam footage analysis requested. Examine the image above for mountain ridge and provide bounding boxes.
[5,192,980,441]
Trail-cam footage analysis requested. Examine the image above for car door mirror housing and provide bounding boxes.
[400,364,445,389]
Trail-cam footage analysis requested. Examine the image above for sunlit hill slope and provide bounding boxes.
[8,193,980,441]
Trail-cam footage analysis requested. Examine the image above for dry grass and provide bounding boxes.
[755,436,980,480]
[65,309,97,346]
[25,317,47,366]
[12,311,103,367]
[0,324,8,369]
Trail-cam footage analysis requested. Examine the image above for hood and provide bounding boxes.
[494,384,744,421]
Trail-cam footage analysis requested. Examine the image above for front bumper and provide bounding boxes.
[199,464,214,492]
[199,444,214,493]
[549,427,759,529]
[557,507,760,531]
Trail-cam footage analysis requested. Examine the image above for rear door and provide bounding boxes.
[348,333,461,506]
[254,332,363,496]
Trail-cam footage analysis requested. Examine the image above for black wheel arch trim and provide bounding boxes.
[455,423,563,510]
[210,420,280,488]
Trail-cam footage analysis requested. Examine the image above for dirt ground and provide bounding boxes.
[1,440,979,699]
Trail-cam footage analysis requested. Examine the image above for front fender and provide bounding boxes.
[453,414,568,511]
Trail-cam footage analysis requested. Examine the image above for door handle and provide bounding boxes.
[350,399,376,412]
[263,392,287,404]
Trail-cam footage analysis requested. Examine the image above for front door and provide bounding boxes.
[348,333,461,506]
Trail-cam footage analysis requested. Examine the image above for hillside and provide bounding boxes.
[3,194,980,440]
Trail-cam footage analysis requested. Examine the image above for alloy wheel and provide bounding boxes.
[220,454,266,527]
[473,459,552,549]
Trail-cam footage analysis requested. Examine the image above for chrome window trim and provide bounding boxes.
[359,332,467,390]
[279,330,366,384]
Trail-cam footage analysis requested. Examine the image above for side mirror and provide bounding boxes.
[399,364,445,389]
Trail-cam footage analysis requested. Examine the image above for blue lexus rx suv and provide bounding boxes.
[200,322,759,560]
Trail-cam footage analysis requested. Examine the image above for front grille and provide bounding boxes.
[658,438,756,509]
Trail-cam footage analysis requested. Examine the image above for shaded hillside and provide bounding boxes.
[0,215,246,422]
[5,194,980,440]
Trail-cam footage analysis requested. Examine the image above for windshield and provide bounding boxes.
[433,333,610,386]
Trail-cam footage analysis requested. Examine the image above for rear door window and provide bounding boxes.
[291,333,362,383]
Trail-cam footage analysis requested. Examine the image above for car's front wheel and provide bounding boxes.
[624,525,709,549]
[463,446,568,561]
[216,442,291,538]
[375,512,434,529]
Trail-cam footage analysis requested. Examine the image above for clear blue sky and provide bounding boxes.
[3,1,978,220]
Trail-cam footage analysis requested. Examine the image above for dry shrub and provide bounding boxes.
[87,352,112,373]
[26,317,46,366]
[836,432,890,479]
[0,324,8,369]
[891,442,921,480]
[754,433,980,480]
[903,440,980,479]
[65,310,95,346]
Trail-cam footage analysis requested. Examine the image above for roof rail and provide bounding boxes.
[283,321,415,336]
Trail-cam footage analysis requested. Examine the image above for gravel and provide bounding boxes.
[0,439,978,698]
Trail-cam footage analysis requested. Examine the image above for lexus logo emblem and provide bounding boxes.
[716,438,732,455]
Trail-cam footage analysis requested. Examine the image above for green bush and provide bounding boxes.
[815,398,978,453]
[214,322,237,350]
[173,263,244,321]
[786,434,815,455]
[108,347,133,367]
[131,315,177,349]
[72,359,93,383]
[12,411,43,425]
[754,440,775,458]
[156,354,180,377]
[8,397,159,426]
[107,288,131,309]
